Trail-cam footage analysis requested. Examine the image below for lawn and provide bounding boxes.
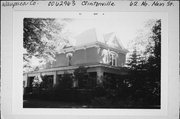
[23,99,90,108]
[23,98,160,109]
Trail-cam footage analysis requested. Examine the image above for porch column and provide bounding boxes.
[26,76,31,87]
[72,73,78,88]
[23,74,28,87]
[97,69,104,86]
[23,74,28,94]
[53,71,57,86]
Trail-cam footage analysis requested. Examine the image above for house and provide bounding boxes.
[23,28,129,91]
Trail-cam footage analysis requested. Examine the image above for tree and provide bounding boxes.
[145,20,161,79]
[125,19,161,107]
[23,18,72,72]
[126,19,161,74]
[144,20,161,103]
[126,48,141,71]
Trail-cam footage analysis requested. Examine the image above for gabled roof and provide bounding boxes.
[75,28,98,46]
[104,32,114,43]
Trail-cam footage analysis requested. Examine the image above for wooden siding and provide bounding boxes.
[45,46,126,68]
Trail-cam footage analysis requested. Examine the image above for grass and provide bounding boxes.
[23,99,90,108]
[23,98,160,109]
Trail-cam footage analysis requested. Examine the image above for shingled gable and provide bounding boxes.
[105,33,126,50]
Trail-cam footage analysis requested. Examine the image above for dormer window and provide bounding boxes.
[66,53,73,66]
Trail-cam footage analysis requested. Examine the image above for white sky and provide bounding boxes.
[59,13,161,49]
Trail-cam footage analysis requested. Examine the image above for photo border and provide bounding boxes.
[1,1,179,119]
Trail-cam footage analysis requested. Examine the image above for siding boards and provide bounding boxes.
[73,49,86,65]
[45,47,126,68]
[86,47,98,64]
[49,47,99,67]
[53,53,67,67]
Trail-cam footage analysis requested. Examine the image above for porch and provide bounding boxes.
[23,64,128,95]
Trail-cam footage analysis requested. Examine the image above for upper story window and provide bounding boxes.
[101,49,118,66]
[66,53,73,66]
[109,51,118,66]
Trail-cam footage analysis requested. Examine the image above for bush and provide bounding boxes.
[91,97,112,107]
[93,86,106,97]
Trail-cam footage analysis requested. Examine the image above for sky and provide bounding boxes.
[58,13,162,49]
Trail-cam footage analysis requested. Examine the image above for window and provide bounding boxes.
[68,55,72,66]
[109,52,117,66]
[66,53,73,66]
[101,49,118,66]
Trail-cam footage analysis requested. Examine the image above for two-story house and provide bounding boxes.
[23,28,128,90]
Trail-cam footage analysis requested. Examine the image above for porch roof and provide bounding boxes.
[24,64,129,75]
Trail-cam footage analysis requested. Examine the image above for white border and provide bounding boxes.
[12,11,168,116]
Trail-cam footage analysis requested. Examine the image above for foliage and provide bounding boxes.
[125,19,161,106]
[127,19,161,77]
[91,96,112,107]
[145,19,161,80]
[40,75,54,90]
[58,73,73,89]
[126,48,143,70]
[74,66,89,88]
[31,76,42,88]
[23,18,72,72]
